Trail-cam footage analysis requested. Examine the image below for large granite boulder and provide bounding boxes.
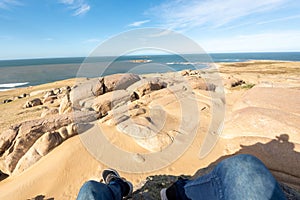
[69,74,140,109]
[0,128,18,156]
[127,78,167,100]
[13,123,81,174]
[104,73,141,92]
[92,77,105,96]
[0,111,99,175]
[92,90,131,116]
[69,79,99,108]
[59,94,72,114]
[185,76,216,91]
[23,98,42,108]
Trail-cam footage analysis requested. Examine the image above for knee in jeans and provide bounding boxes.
[220,154,264,173]
[82,180,95,188]
[82,180,103,190]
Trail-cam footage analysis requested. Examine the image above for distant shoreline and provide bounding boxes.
[1,51,300,61]
[0,59,299,93]
[1,52,300,65]
[0,54,300,91]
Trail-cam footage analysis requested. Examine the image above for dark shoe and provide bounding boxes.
[160,178,189,200]
[102,169,133,198]
[102,169,120,184]
[160,183,178,200]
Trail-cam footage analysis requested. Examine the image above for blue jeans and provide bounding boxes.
[77,154,286,200]
[77,179,124,200]
[179,154,286,200]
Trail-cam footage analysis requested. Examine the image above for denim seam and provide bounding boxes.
[214,176,224,200]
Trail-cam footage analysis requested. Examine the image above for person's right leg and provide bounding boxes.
[162,154,286,200]
[186,154,286,200]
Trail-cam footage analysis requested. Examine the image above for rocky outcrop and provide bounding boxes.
[0,111,99,175]
[41,108,59,118]
[92,90,131,117]
[59,94,72,114]
[23,98,42,108]
[0,71,218,176]
[225,87,300,141]
[3,99,13,104]
[127,78,167,100]
[185,76,216,91]
[104,73,141,92]
[92,77,105,96]
[13,123,81,174]
[222,75,251,89]
[232,86,300,114]
[70,73,140,108]
[0,129,18,156]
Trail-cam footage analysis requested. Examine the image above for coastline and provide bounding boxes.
[0,60,300,199]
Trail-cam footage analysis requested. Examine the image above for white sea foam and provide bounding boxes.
[166,62,207,65]
[0,88,13,92]
[0,82,29,88]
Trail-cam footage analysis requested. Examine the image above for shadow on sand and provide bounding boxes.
[28,195,54,200]
[132,134,300,200]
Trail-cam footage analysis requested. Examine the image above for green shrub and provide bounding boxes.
[241,83,255,89]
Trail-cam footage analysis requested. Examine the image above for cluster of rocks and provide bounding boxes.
[181,69,255,90]
[2,86,71,107]
[0,111,98,175]
[3,93,28,104]
[0,71,218,177]
[22,86,71,108]
[222,75,254,89]
[180,69,204,77]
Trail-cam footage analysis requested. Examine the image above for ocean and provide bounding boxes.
[0,52,300,91]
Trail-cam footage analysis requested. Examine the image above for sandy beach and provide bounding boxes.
[0,60,300,199]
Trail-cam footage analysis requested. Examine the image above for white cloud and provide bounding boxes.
[60,0,90,16]
[83,38,102,43]
[73,3,90,16]
[148,0,289,31]
[200,30,300,52]
[257,14,300,25]
[128,20,150,27]
[0,0,21,10]
[60,0,74,4]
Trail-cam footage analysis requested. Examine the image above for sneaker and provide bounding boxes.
[161,178,189,200]
[160,181,181,200]
[102,169,120,184]
[102,169,133,198]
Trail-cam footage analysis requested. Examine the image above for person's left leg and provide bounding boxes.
[77,180,123,200]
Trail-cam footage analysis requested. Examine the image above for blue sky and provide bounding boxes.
[0,0,300,59]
